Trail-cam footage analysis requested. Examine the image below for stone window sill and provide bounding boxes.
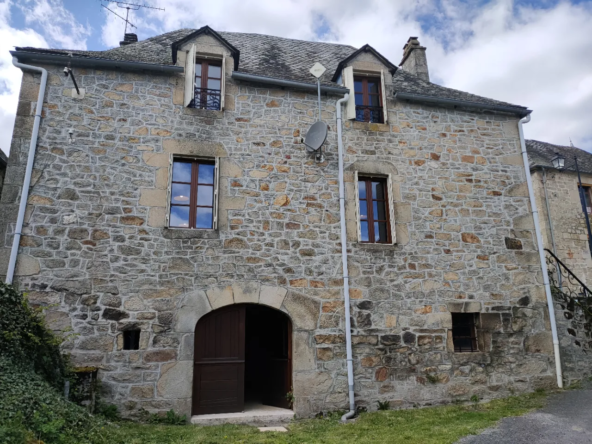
[163,228,219,240]
[355,242,398,250]
[351,121,390,132]
[182,107,224,119]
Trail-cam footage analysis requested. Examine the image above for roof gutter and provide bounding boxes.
[10,51,183,73]
[232,72,348,95]
[395,91,531,118]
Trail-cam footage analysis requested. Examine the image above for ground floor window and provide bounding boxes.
[452,313,478,352]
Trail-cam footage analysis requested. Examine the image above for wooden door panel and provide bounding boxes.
[192,305,245,415]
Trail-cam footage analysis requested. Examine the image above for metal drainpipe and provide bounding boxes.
[542,168,561,288]
[6,58,48,284]
[518,115,563,388]
[335,93,356,422]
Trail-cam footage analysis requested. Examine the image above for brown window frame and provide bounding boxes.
[579,184,592,214]
[192,59,222,110]
[358,176,392,244]
[451,313,479,353]
[354,76,383,123]
[169,158,215,229]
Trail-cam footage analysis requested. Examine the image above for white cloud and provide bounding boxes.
[0,0,89,156]
[17,0,90,49]
[0,0,47,156]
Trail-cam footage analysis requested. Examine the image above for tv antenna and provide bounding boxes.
[99,0,164,36]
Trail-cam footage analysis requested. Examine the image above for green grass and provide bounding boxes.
[96,390,548,444]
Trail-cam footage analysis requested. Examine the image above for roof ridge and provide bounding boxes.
[219,30,357,50]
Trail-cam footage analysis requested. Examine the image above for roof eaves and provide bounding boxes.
[171,25,240,70]
[331,44,397,82]
[10,50,183,73]
[395,91,531,117]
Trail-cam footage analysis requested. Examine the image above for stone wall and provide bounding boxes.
[0,58,556,418]
[532,168,592,383]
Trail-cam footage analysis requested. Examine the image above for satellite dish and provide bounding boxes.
[304,121,328,154]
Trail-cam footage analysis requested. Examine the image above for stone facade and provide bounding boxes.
[531,168,592,383]
[1,38,557,419]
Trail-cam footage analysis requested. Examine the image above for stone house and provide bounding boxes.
[2,26,558,421]
[527,139,592,383]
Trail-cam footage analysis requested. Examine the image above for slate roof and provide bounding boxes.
[526,140,592,175]
[14,28,528,112]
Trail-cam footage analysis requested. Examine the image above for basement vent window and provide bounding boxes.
[123,330,141,351]
[451,313,478,353]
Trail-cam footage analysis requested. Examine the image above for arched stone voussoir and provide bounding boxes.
[179,283,291,333]
[174,289,211,333]
[282,290,320,330]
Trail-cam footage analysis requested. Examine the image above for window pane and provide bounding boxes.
[196,207,213,229]
[195,63,202,76]
[208,65,221,78]
[582,187,591,208]
[171,184,191,204]
[368,81,378,94]
[372,181,384,200]
[375,222,387,242]
[198,164,215,184]
[355,93,364,106]
[194,76,201,87]
[207,79,221,90]
[369,95,380,107]
[360,221,369,242]
[373,201,386,220]
[358,181,366,199]
[354,81,363,92]
[359,201,368,220]
[197,185,213,206]
[170,206,190,228]
[173,162,192,183]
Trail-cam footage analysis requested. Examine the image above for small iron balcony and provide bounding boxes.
[190,87,221,110]
[355,105,384,124]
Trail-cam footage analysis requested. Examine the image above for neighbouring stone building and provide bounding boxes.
[2,26,558,420]
[527,139,592,383]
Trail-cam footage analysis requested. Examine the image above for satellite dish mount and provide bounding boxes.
[305,62,328,162]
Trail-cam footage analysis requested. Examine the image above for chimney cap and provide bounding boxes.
[120,33,138,47]
[403,36,422,50]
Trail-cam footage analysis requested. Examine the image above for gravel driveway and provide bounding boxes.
[458,387,592,444]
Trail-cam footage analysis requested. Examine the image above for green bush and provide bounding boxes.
[0,282,68,386]
[0,282,110,444]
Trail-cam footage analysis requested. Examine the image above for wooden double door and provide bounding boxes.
[192,304,292,415]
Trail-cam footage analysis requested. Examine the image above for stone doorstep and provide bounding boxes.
[191,403,294,427]
[259,426,288,432]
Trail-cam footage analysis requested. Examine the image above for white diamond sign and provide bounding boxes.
[309,62,326,78]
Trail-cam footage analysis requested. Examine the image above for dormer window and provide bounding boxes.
[342,66,388,125]
[190,60,222,110]
[354,76,383,123]
[183,44,226,111]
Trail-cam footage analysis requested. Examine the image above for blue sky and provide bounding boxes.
[1,0,591,155]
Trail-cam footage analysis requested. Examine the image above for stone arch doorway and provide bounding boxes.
[191,303,292,415]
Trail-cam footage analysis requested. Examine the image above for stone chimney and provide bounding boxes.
[119,33,138,47]
[399,37,429,82]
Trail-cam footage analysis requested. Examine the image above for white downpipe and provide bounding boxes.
[336,93,356,422]
[6,58,48,284]
[518,115,563,388]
